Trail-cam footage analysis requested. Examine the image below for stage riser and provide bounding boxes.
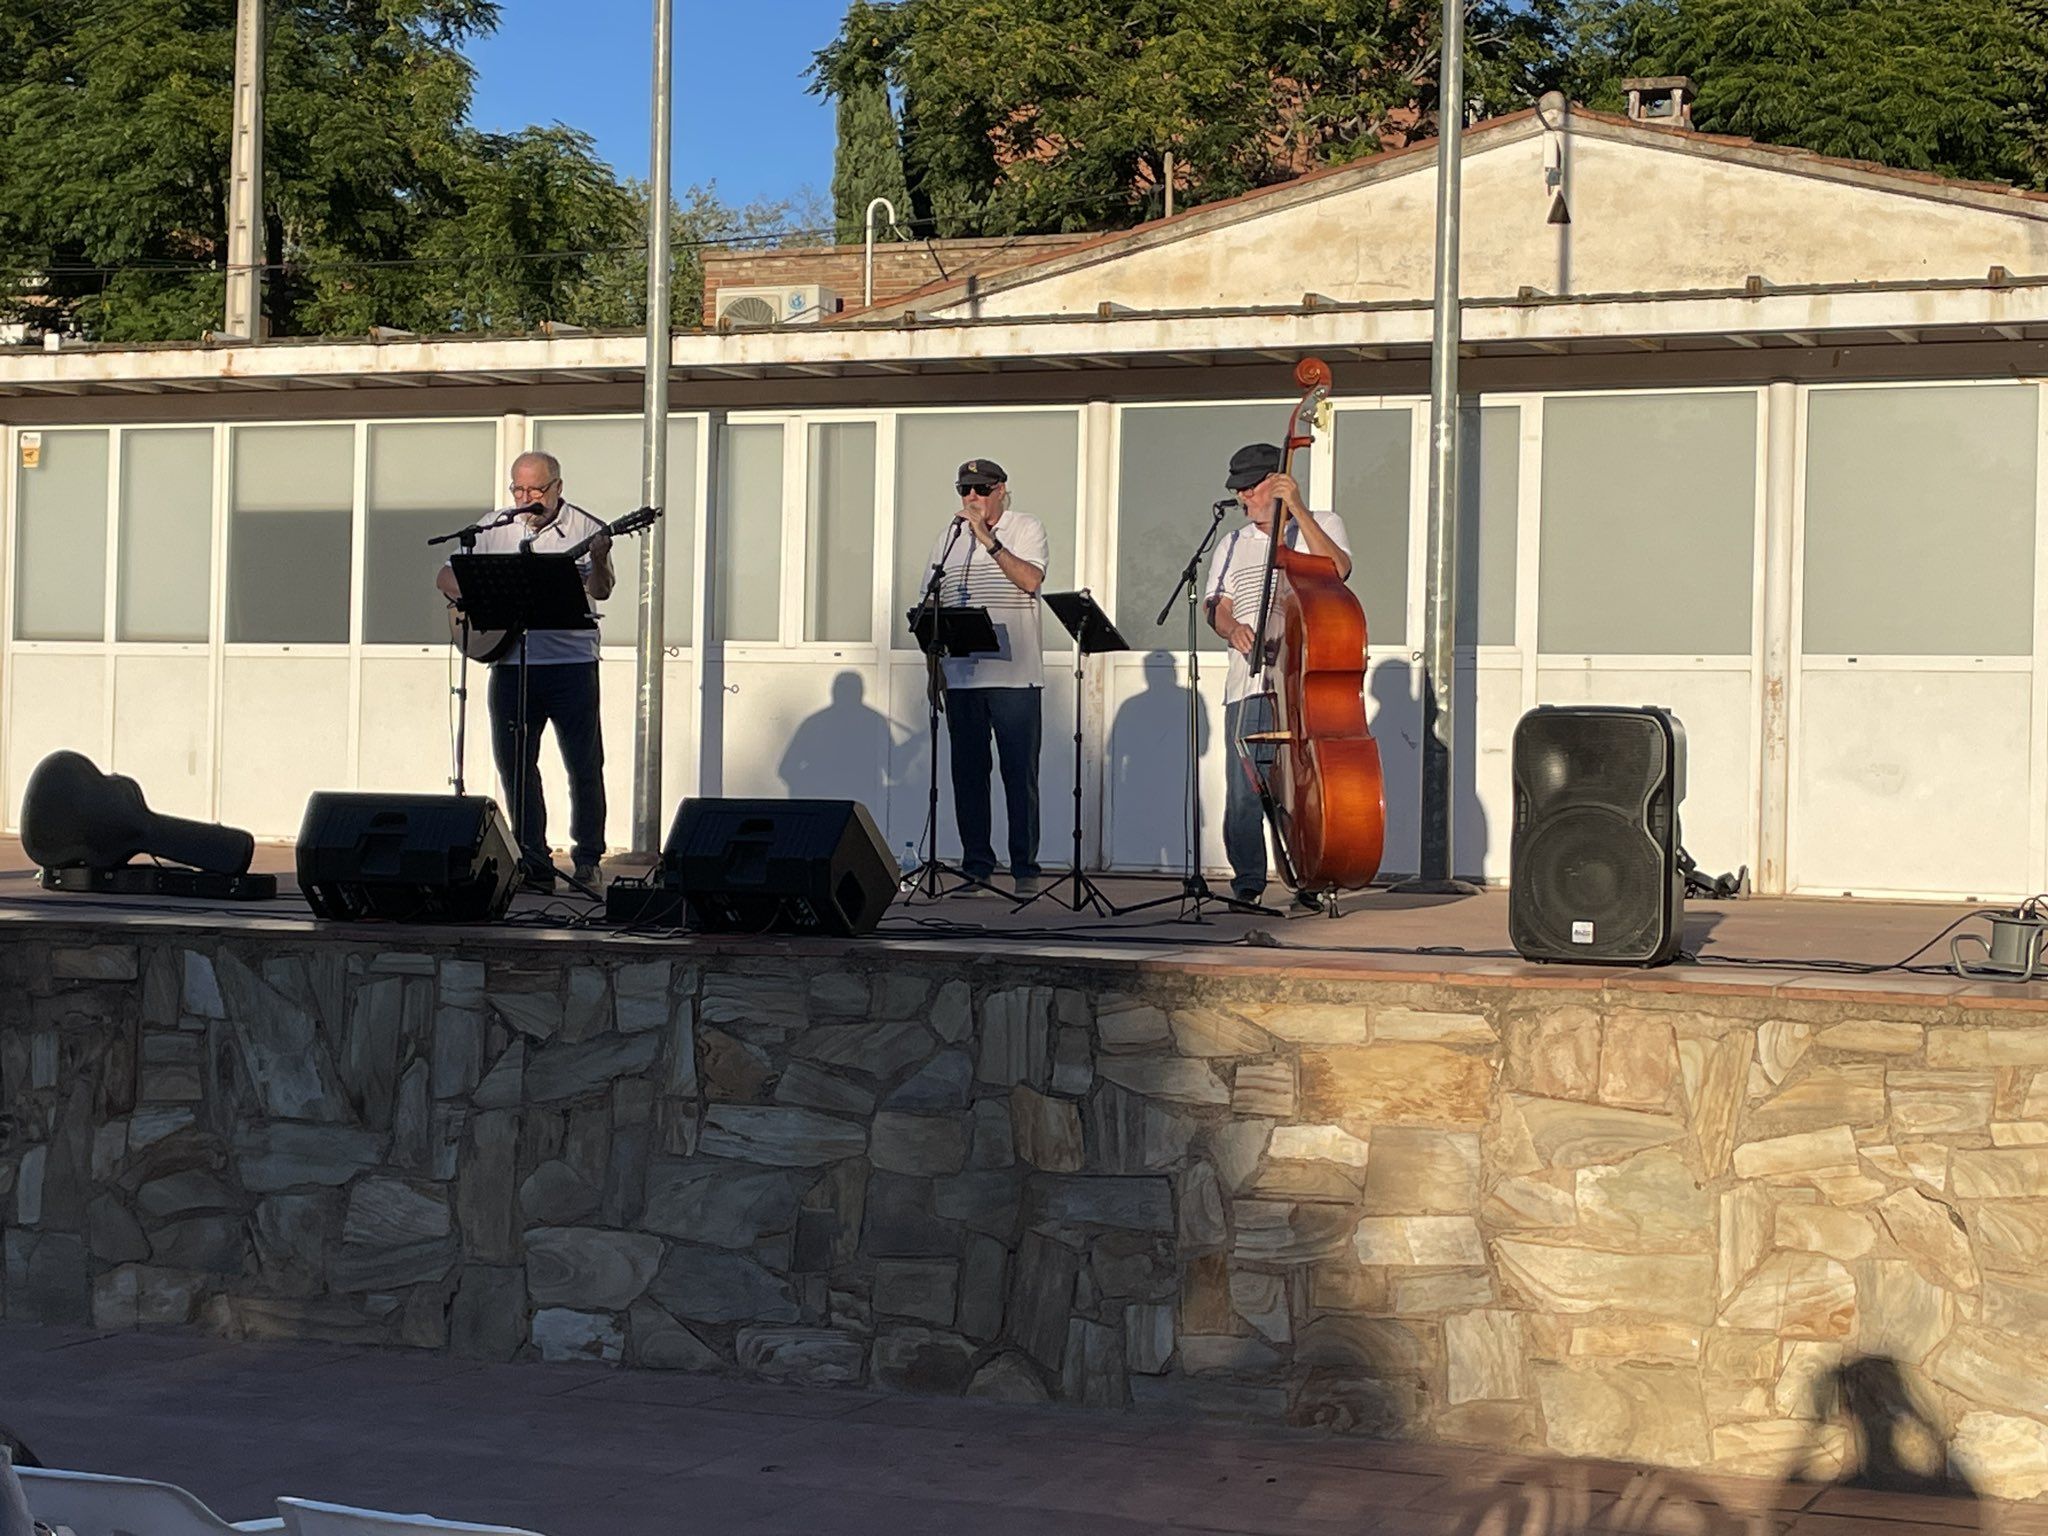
[3,928,2046,1498]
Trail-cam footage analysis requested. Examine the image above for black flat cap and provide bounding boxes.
[956,458,1007,488]
[1225,442,1282,491]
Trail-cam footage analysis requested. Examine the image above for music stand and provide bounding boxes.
[1015,590,1126,916]
[448,551,596,886]
[901,600,1001,902]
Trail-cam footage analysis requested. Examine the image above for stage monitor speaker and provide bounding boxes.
[297,792,519,923]
[1510,705,1686,966]
[663,798,895,937]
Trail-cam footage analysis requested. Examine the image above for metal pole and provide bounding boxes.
[631,0,675,855]
[863,197,897,307]
[1403,0,1475,894]
[224,0,264,339]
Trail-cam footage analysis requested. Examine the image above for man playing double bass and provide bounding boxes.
[1203,441,1353,907]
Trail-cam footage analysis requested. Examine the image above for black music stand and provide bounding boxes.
[448,551,596,885]
[901,601,1002,903]
[1015,590,1126,916]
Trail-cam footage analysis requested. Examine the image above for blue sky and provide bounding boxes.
[464,1,847,214]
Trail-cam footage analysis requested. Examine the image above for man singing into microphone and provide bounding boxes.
[1204,442,1352,907]
[435,450,613,892]
[923,458,1049,894]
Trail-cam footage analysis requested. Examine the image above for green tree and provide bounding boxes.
[1627,0,2029,184]
[0,0,823,340]
[814,0,1567,236]
[832,76,912,243]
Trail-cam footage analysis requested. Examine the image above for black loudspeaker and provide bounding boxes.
[663,798,896,937]
[297,793,520,923]
[1510,706,1687,966]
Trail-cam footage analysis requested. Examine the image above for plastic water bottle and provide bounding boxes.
[900,840,918,873]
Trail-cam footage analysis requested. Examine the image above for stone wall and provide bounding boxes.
[6,928,2048,1499]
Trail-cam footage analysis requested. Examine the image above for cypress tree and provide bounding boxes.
[832,78,912,245]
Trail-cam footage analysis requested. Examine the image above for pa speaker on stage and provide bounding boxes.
[663,798,895,937]
[1509,706,1686,966]
[297,793,519,923]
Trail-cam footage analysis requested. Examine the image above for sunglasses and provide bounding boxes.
[957,483,1000,497]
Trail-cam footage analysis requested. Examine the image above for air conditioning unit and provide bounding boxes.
[715,283,841,330]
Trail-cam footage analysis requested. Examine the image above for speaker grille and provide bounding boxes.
[1510,707,1684,965]
[663,798,895,937]
[297,793,519,924]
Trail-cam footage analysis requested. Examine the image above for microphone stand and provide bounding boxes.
[1116,499,1276,920]
[901,519,1000,903]
[426,508,520,797]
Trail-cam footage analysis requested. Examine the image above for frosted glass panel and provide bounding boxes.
[532,416,700,643]
[1539,393,1756,655]
[1332,408,1411,647]
[1804,385,2037,656]
[713,423,783,643]
[1114,403,1308,653]
[806,422,876,642]
[118,429,212,642]
[15,429,108,641]
[364,421,495,645]
[1457,405,1520,647]
[229,425,353,644]
[892,411,1079,651]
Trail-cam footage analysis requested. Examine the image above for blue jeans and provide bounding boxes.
[1224,695,1276,898]
[489,662,605,871]
[945,686,1042,881]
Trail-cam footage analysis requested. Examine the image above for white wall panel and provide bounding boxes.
[111,655,211,821]
[1790,667,2033,898]
[219,657,349,838]
[5,655,107,826]
[357,655,474,798]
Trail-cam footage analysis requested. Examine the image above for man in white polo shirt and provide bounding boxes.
[923,457,1049,894]
[1204,441,1353,906]
[435,450,613,891]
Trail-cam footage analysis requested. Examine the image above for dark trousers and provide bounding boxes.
[488,662,605,871]
[944,686,1042,881]
[1223,694,1276,898]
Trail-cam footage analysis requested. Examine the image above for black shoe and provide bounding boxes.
[519,864,557,893]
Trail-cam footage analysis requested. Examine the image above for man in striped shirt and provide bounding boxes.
[924,458,1050,893]
[1204,442,1353,905]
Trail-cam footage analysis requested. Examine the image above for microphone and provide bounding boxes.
[1212,496,1240,513]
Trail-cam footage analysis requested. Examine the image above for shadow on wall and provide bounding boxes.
[1368,658,1491,883]
[1436,1355,1981,1534]
[1106,650,1208,870]
[777,672,902,809]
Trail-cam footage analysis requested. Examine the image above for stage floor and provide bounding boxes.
[0,838,2036,1011]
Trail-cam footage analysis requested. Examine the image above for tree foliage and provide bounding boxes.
[0,0,819,340]
[815,0,2048,234]
[814,0,1563,237]
[832,77,912,243]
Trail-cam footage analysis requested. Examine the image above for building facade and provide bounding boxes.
[6,103,2048,900]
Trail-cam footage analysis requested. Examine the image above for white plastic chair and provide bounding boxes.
[17,1468,284,1535]
[276,1500,547,1536]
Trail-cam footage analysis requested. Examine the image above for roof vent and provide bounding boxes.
[1623,76,1696,131]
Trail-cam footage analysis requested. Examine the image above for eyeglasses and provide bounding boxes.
[957,483,999,497]
[508,478,558,501]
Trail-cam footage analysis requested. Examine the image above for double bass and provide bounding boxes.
[1241,357,1387,900]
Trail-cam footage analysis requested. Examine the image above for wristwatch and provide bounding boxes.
[986,537,1006,556]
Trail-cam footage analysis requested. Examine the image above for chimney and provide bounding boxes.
[1622,76,1696,131]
